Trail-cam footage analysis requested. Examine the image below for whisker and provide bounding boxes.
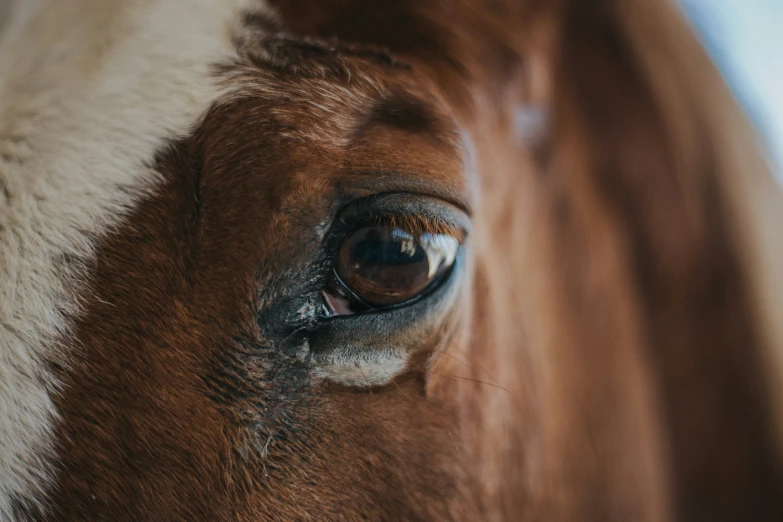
[354,361,373,396]
[428,371,511,394]
[431,348,503,388]
[378,362,410,399]
[425,318,509,396]
[448,430,459,452]
[448,429,469,452]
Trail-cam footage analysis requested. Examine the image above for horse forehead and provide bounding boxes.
[0,0,265,516]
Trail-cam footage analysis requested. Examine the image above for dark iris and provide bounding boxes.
[323,224,460,314]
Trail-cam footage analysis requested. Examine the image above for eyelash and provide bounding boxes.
[362,213,466,242]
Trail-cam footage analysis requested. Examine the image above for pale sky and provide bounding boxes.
[681,0,783,180]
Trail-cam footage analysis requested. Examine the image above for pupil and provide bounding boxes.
[347,228,431,295]
[351,230,427,268]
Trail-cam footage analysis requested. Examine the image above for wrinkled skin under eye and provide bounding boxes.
[322,225,460,316]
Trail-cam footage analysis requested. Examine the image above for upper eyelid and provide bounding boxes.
[333,192,471,232]
[335,173,473,217]
[373,189,472,219]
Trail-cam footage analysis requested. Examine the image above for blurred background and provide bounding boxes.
[681,0,783,183]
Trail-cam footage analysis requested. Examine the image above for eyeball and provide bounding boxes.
[323,224,460,315]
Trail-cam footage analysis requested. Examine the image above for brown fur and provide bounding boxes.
[43,34,475,521]
[33,1,783,521]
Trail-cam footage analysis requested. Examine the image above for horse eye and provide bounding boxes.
[322,225,460,315]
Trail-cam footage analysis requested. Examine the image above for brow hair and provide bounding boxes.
[367,95,442,133]
[235,11,409,75]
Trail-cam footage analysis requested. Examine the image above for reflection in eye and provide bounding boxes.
[322,224,460,316]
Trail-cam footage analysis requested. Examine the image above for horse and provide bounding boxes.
[1,0,782,520]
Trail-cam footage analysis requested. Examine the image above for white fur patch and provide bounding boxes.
[0,0,265,516]
[311,348,411,387]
